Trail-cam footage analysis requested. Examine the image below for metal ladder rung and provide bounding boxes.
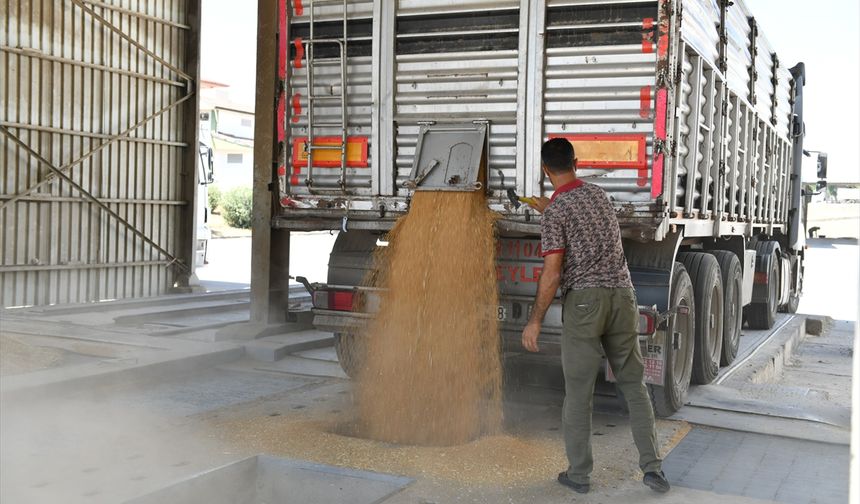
[303,38,344,46]
[303,0,349,195]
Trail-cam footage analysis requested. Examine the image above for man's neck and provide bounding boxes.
[550,172,577,190]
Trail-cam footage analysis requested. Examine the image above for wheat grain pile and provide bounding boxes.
[355,191,502,445]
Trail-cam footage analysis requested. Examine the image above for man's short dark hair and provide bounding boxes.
[541,138,576,173]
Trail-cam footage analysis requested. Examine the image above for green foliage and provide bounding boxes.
[207,185,223,213]
[222,187,253,229]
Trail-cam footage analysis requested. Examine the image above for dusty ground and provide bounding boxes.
[210,386,689,492]
[0,334,65,376]
[0,238,854,503]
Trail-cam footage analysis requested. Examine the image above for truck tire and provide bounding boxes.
[746,241,779,329]
[781,292,800,314]
[710,251,742,366]
[334,332,364,378]
[779,256,801,314]
[677,252,723,384]
[648,262,695,417]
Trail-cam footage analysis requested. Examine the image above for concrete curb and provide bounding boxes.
[719,315,807,387]
[1,345,244,403]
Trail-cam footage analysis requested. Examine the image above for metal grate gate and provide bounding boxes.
[1,0,200,307]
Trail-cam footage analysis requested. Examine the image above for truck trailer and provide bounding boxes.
[270,0,808,416]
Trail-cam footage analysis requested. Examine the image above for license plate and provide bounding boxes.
[495,302,533,323]
[605,340,665,386]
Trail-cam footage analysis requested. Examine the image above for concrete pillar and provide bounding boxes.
[174,0,202,291]
[250,0,290,324]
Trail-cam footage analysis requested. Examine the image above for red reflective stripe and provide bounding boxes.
[657,14,669,57]
[642,38,654,53]
[294,0,303,16]
[642,18,654,53]
[650,88,668,196]
[277,93,286,142]
[278,0,287,79]
[291,93,301,123]
[650,153,663,194]
[639,86,651,119]
[293,37,304,68]
[541,249,564,257]
[550,179,585,202]
[655,88,668,138]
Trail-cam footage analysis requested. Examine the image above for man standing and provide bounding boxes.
[521,138,670,494]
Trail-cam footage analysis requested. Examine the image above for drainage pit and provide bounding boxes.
[127,455,412,504]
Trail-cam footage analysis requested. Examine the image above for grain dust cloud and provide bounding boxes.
[356,191,503,446]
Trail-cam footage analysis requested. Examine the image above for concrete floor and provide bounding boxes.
[0,238,855,503]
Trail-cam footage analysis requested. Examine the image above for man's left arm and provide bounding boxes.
[521,252,563,352]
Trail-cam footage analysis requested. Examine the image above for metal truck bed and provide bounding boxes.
[275,0,797,242]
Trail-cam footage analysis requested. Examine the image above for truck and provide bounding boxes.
[273,0,808,416]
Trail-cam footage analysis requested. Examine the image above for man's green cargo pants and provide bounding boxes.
[561,287,663,485]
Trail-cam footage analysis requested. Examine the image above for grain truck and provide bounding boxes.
[275,0,808,416]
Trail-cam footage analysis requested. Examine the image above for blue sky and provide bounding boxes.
[200,1,860,182]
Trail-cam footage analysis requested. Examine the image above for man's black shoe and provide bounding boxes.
[643,471,670,493]
[557,471,589,494]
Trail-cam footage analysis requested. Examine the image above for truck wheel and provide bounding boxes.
[648,262,695,417]
[782,292,800,314]
[334,333,364,378]
[710,251,742,366]
[678,252,723,384]
[746,242,779,329]
[779,256,801,314]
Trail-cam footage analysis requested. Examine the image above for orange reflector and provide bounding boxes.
[549,134,647,169]
[291,136,368,168]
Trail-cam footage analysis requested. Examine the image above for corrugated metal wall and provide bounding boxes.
[1,0,200,307]
[394,0,522,197]
[540,0,659,202]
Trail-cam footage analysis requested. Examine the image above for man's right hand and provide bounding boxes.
[527,196,551,213]
[521,321,541,353]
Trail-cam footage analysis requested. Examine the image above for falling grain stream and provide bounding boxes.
[356,191,503,446]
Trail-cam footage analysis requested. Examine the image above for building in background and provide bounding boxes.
[199,81,254,190]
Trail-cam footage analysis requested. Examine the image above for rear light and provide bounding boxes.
[638,311,656,335]
[312,289,355,311]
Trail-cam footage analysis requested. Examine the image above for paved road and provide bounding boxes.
[195,233,336,291]
[797,238,859,321]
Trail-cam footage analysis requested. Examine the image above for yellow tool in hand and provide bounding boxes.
[518,196,538,207]
[506,188,539,209]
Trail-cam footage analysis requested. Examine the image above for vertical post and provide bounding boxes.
[175,0,202,290]
[371,0,395,196]
[525,0,547,199]
[251,0,289,324]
